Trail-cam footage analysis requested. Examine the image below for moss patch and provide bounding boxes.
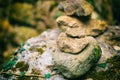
[79,55,120,80]
[36,48,44,55]
[15,61,29,71]
[90,45,102,64]
[32,68,41,75]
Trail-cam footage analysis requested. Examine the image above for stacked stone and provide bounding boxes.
[53,0,108,79]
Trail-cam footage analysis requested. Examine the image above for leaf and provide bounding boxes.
[11,61,16,66]
[5,66,11,71]
[4,60,13,68]
[20,71,25,77]
[97,62,107,68]
[45,73,51,79]
[3,60,16,70]
[19,47,25,53]
[12,57,18,61]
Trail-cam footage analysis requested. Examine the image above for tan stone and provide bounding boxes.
[57,33,88,54]
[57,16,108,37]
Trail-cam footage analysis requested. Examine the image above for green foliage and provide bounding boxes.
[87,0,94,6]
[19,47,25,53]
[97,62,107,68]
[80,55,120,80]
[107,55,120,68]
[45,73,51,79]
[92,46,102,63]
[3,60,16,71]
[12,56,18,61]
[52,66,60,74]
[20,71,26,77]
[14,42,26,55]
[17,71,26,80]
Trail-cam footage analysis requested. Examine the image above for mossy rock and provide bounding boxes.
[80,55,120,80]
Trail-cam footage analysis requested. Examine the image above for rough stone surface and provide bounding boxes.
[58,0,93,16]
[0,29,118,80]
[1,29,66,80]
[53,36,101,79]
[57,16,108,37]
[57,32,88,54]
[98,42,117,63]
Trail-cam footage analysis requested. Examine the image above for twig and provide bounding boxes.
[0,71,56,78]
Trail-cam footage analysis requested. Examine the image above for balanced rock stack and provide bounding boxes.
[53,0,108,79]
[0,0,111,80]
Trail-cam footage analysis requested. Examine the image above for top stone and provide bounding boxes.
[58,0,93,16]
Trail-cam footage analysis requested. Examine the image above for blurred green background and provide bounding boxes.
[0,0,120,64]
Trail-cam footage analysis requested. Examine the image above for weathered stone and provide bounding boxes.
[57,33,88,54]
[98,42,117,63]
[96,26,120,46]
[0,29,67,80]
[57,15,83,31]
[53,36,101,79]
[58,0,93,16]
[57,16,108,37]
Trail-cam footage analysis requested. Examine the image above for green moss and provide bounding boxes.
[92,46,102,63]
[15,61,25,68]
[36,48,44,55]
[19,63,29,71]
[80,55,120,80]
[15,61,29,71]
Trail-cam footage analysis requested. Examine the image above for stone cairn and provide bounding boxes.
[0,0,109,80]
[53,0,108,79]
